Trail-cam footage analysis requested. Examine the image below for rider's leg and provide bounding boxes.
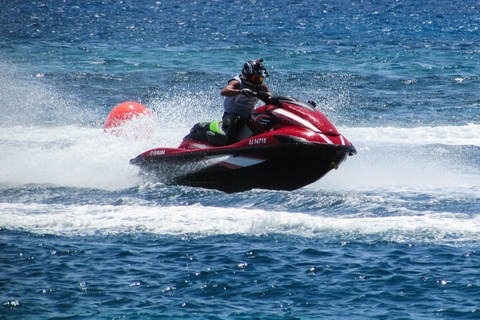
[222,113,245,145]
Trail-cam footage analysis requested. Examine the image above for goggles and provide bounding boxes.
[247,74,264,85]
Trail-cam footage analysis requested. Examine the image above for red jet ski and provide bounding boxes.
[130,91,356,193]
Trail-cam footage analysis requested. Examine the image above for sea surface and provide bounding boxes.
[1,0,480,319]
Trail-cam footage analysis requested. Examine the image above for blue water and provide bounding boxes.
[1,0,480,319]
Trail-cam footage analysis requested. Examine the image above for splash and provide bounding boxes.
[345,123,480,146]
[0,126,185,190]
[0,61,95,127]
[315,124,480,192]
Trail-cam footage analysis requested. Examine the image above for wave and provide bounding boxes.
[1,202,479,244]
[343,123,480,146]
[1,122,479,193]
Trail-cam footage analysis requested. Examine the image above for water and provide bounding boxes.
[1,0,480,319]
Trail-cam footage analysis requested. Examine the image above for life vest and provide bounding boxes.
[223,75,260,118]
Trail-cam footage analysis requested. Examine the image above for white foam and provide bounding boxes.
[315,124,480,192]
[1,202,478,243]
[0,125,186,190]
[342,123,480,146]
[1,123,479,192]
[316,147,480,192]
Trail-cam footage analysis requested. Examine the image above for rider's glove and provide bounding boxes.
[239,88,256,97]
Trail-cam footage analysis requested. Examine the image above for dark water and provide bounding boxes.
[1,0,480,319]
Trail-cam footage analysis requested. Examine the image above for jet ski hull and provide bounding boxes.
[130,139,355,193]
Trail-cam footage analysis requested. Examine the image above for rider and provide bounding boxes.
[221,58,270,145]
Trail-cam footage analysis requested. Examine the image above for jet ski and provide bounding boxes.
[130,91,356,193]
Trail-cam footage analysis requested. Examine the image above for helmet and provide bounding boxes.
[241,58,269,89]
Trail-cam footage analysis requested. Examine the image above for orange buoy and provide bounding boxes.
[104,102,153,139]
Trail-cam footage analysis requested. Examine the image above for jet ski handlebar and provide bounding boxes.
[252,90,283,108]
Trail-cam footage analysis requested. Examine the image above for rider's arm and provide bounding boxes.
[260,83,271,93]
[221,80,241,97]
[221,80,271,96]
